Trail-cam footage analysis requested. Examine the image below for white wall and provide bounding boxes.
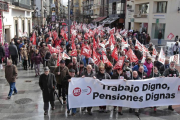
[127,0,180,40]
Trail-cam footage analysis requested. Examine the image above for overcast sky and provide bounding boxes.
[62,0,68,6]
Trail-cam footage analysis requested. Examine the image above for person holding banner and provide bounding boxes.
[163,61,180,111]
[138,66,147,79]
[133,60,148,73]
[63,69,77,116]
[112,69,127,115]
[96,62,111,113]
[144,57,153,78]
[81,65,96,115]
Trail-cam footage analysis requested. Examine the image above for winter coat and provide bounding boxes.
[159,64,169,75]
[39,47,49,57]
[20,48,28,60]
[163,68,179,77]
[138,71,147,79]
[48,57,57,73]
[0,46,5,58]
[62,75,73,94]
[81,70,95,77]
[96,72,111,81]
[111,72,127,80]
[8,43,18,56]
[173,44,180,52]
[134,50,143,60]
[149,72,161,78]
[144,61,153,77]
[27,46,34,60]
[4,43,9,58]
[53,66,69,85]
[39,73,57,102]
[5,65,18,83]
[33,53,42,64]
[82,57,93,67]
[133,65,148,73]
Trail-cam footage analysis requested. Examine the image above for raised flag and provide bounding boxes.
[81,45,91,58]
[170,54,179,64]
[126,48,138,62]
[158,48,165,64]
[93,50,101,65]
[113,56,125,70]
[47,44,59,54]
[111,47,118,61]
[30,32,36,45]
[62,52,70,59]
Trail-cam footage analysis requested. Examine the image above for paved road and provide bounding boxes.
[0,63,180,120]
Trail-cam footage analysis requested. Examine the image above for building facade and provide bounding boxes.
[82,0,94,23]
[2,0,33,43]
[125,0,180,40]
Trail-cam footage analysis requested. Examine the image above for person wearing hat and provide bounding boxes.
[173,41,180,55]
[144,57,153,77]
[39,67,57,115]
[53,60,69,104]
[132,60,148,73]
[62,69,77,116]
[134,46,143,60]
[123,60,132,79]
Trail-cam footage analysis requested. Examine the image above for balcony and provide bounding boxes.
[12,0,32,10]
[133,14,148,18]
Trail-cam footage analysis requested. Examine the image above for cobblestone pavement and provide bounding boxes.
[0,63,180,120]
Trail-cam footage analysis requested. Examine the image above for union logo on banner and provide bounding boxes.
[167,33,174,40]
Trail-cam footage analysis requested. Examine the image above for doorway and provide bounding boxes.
[5,29,10,43]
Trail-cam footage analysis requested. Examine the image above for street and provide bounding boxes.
[0,63,180,120]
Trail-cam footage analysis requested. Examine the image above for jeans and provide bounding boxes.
[158,39,161,45]
[44,101,54,112]
[67,96,76,113]
[34,64,40,74]
[8,82,17,97]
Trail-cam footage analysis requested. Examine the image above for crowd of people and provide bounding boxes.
[0,23,179,117]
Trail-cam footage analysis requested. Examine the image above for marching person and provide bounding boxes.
[163,61,180,111]
[81,65,96,115]
[48,53,57,73]
[21,45,28,70]
[9,42,18,66]
[133,60,148,73]
[0,43,5,69]
[138,66,147,79]
[54,60,69,104]
[63,69,77,116]
[39,67,57,115]
[32,49,42,77]
[96,62,111,113]
[144,57,153,78]
[112,68,126,115]
[5,59,18,99]
[172,41,180,55]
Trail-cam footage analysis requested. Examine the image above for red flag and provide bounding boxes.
[113,56,125,70]
[108,34,116,44]
[111,47,118,61]
[47,44,59,54]
[93,50,101,65]
[57,51,62,66]
[93,37,98,50]
[81,45,91,57]
[53,31,58,40]
[109,27,115,35]
[62,52,70,59]
[30,32,36,45]
[126,48,138,62]
[71,38,77,56]
[102,51,109,63]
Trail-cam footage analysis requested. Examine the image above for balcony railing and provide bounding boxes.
[12,0,32,10]
[133,14,148,18]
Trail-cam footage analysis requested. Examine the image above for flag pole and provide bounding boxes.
[131,62,133,80]
[153,61,154,77]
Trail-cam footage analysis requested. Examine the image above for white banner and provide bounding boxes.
[68,77,180,108]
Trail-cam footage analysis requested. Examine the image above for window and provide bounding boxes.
[109,3,112,15]
[139,3,149,14]
[117,2,125,14]
[152,23,166,39]
[157,2,167,13]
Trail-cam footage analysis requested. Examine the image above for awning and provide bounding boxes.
[101,17,119,24]
[92,16,107,23]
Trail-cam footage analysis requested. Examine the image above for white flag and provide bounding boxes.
[158,48,165,64]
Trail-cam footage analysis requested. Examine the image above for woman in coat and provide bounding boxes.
[4,42,9,64]
[21,45,28,70]
[32,49,42,77]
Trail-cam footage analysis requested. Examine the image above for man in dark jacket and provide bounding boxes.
[159,59,169,75]
[138,66,147,79]
[9,42,18,66]
[62,69,77,116]
[163,61,179,111]
[39,67,57,115]
[134,46,143,60]
[5,59,18,99]
[54,60,69,104]
[158,31,162,46]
